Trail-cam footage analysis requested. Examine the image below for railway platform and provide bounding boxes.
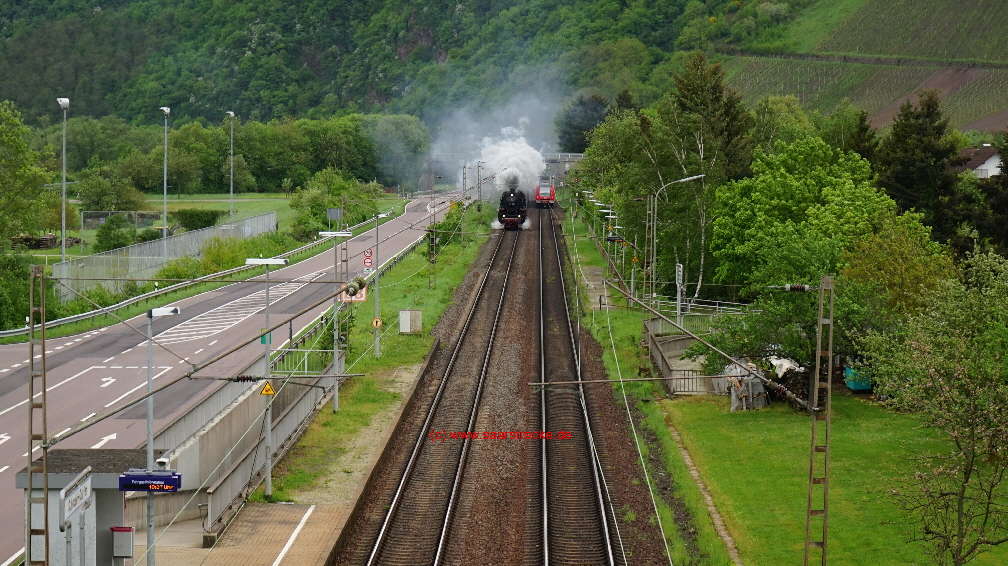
[132,503,343,566]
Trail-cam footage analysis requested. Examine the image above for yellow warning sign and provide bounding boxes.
[260,381,276,396]
[372,318,383,328]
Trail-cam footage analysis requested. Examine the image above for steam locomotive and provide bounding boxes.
[498,187,527,230]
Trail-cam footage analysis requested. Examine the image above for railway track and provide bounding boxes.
[538,206,622,565]
[362,229,519,566]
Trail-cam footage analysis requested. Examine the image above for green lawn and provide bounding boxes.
[253,205,496,501]
[663,390,1008,565]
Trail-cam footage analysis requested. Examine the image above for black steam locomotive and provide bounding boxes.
[498,188,527,230]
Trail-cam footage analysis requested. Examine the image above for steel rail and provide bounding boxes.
[364,230,513,566]
[433,231,518,564]
[544,207,616,565]
[539,205,550,566]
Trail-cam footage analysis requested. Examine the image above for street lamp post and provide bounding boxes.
[57,98,69,264]
[159,107,171,262]
[244,257,289,500]
[226,112,235,220]
[320,229,352,412]
[146,306,180,566]
[646,174,705,307]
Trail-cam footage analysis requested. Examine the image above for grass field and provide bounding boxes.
[252,205,496,502]
[663,389,1008,565]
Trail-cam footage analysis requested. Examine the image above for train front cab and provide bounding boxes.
[534,183,556,207]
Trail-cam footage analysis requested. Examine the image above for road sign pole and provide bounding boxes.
[146,315,155,566]
[265,264,272,500]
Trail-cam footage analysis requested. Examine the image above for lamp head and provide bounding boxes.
[159,106,171,117]
[56,98,69,110]
[225,111,235,118]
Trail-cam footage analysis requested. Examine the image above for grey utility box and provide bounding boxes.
[399,310,422,334]
[111,527,134,558]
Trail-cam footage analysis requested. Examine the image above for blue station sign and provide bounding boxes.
[118,470,182,492]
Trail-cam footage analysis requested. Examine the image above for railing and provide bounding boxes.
[272,349,334,375]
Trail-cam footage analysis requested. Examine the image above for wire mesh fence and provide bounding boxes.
[52,212,276,300]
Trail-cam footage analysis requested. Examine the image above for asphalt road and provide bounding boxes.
[0,194,458,564]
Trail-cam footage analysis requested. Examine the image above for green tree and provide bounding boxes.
[673,51,753,179]
[289,168,382,241]
[713,136,887,290]
[816,100,880,166]
[556,94,610,153]
[0,101,48,250]
[93,213,135,252]
[362,114,430,192]
[752,95,817,152]
[861,252,1008,566]
[877,90,965,239]
[76,171,146,212]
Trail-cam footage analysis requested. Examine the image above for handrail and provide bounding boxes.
[0,214,385,339]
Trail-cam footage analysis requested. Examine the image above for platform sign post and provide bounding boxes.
[60,467,92,566]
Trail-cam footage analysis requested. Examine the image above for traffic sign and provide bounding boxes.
[372,318,383,328]
[260,381,276,395]
[364,248,373,257]
[260,329,271,344]
[363,257,373,268]
[119,471,181,492]
[676,263,683,286]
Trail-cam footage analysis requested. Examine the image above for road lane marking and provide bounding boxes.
[126,366,138,369]
[0,466,8,474]
[81,412,96,421]
[0,369,8,373]
[23,445,40,457]
[208,340,217,346]
[0,433,8,444]
[10,364,20,368]
[103,357,115,363]
[271,505,315,566]
[151,272,325,344]
[0,365,144,418]
[110,366,122,369]
[101,378,116,387]
[55,346,63,349]
[194,349,204,354]
[104,367,172,407]
[54,428,71,437]
[121,349,133,354]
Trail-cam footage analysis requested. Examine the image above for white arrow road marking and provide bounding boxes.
[0,433,9,445]
[101,377,116,387]
[91,433,116,449]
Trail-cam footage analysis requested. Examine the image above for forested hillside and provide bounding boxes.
[6,0,1008,131]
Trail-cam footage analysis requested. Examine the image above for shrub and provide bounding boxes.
[172,208,226,231]
[93,214,135,252]
[136,227,161,243]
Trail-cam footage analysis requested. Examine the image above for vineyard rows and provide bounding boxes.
[815,0,1008,64]
[940,69,1008,128]
[725,56,936,115]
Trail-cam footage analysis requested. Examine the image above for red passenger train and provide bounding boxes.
[534,178,556,207]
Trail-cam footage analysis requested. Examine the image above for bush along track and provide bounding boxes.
[562,212,734,566]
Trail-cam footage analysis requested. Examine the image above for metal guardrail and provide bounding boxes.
[0,214,386,339]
